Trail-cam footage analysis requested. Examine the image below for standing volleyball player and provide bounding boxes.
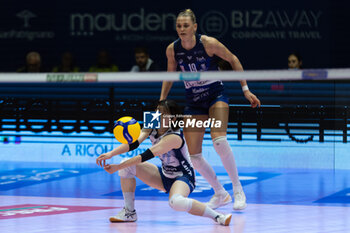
[160,9,261,210]
[96,100,232,226]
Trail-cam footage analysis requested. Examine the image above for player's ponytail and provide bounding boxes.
[177,9,196,24]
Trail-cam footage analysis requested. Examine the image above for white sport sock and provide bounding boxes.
[213,136,242,192]
[122,192,135,211]
[190,153,225,194]
[202,205,220,220]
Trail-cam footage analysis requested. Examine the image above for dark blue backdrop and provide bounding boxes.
[0,0,349,72]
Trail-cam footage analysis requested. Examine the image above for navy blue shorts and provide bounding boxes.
[184,81,229,115]
[158,167,195,194]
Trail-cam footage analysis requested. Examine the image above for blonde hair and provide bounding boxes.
[26,51,41,62]
[177,9,196,24]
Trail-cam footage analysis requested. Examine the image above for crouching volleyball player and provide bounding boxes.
[96,100,232,226]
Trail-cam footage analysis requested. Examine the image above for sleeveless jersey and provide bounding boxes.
[149,129,194,179]
[173,34,222,89]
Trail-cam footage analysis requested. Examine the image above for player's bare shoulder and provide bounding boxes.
[201,35,219,45]
[201,35,219,56]
[166,43,174,53]
[166,43,175,58]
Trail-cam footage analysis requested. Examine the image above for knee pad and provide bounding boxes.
[190,153,204,170]
[169,194,193,212]
[118,158,136,178]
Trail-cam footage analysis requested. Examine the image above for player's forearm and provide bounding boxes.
[230,55,244,72]
[240,80,247,87]
[160,81,173,100]
[109,144,130,156]
[230,56,248,90]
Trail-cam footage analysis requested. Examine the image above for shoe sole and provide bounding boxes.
[223,214,232,226]
[109,217,137,223]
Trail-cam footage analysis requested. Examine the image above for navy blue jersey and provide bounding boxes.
[149,129,194,179]
[174,34,219,72]
[173,34,222,89]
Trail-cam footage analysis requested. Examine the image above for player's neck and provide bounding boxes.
[181,35,196,50]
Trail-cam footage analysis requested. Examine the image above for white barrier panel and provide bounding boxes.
[1,132,349,169]
[0,68,350,83]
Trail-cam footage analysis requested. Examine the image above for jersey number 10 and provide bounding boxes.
[180,63,198,72]
[188,63,197,72]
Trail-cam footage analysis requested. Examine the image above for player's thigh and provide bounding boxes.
[169,180,191,199]
[136,162,166,192]
[183,115,208,154]
[209,101,229,139]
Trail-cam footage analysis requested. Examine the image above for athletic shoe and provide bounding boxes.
[206,190,232,209]
[215,214,232,226]
[233,190,247,210]
[109,207,137,222]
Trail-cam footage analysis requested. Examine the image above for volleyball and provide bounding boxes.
[113,116,141,144]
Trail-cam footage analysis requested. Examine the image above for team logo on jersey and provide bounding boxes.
[143,110,161,129]
[187,56,192,60]
[181,160,192,176]
[194,51,204,55]
[196,56,206,62]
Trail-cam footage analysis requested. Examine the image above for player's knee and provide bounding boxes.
[169,194,193,212]
[211,129,227,139]
[118,158,136,178]
[190,153,204,169]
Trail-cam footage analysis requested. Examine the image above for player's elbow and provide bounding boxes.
[231,55,240,64]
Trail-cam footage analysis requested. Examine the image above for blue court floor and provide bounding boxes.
[1,161,350,232]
